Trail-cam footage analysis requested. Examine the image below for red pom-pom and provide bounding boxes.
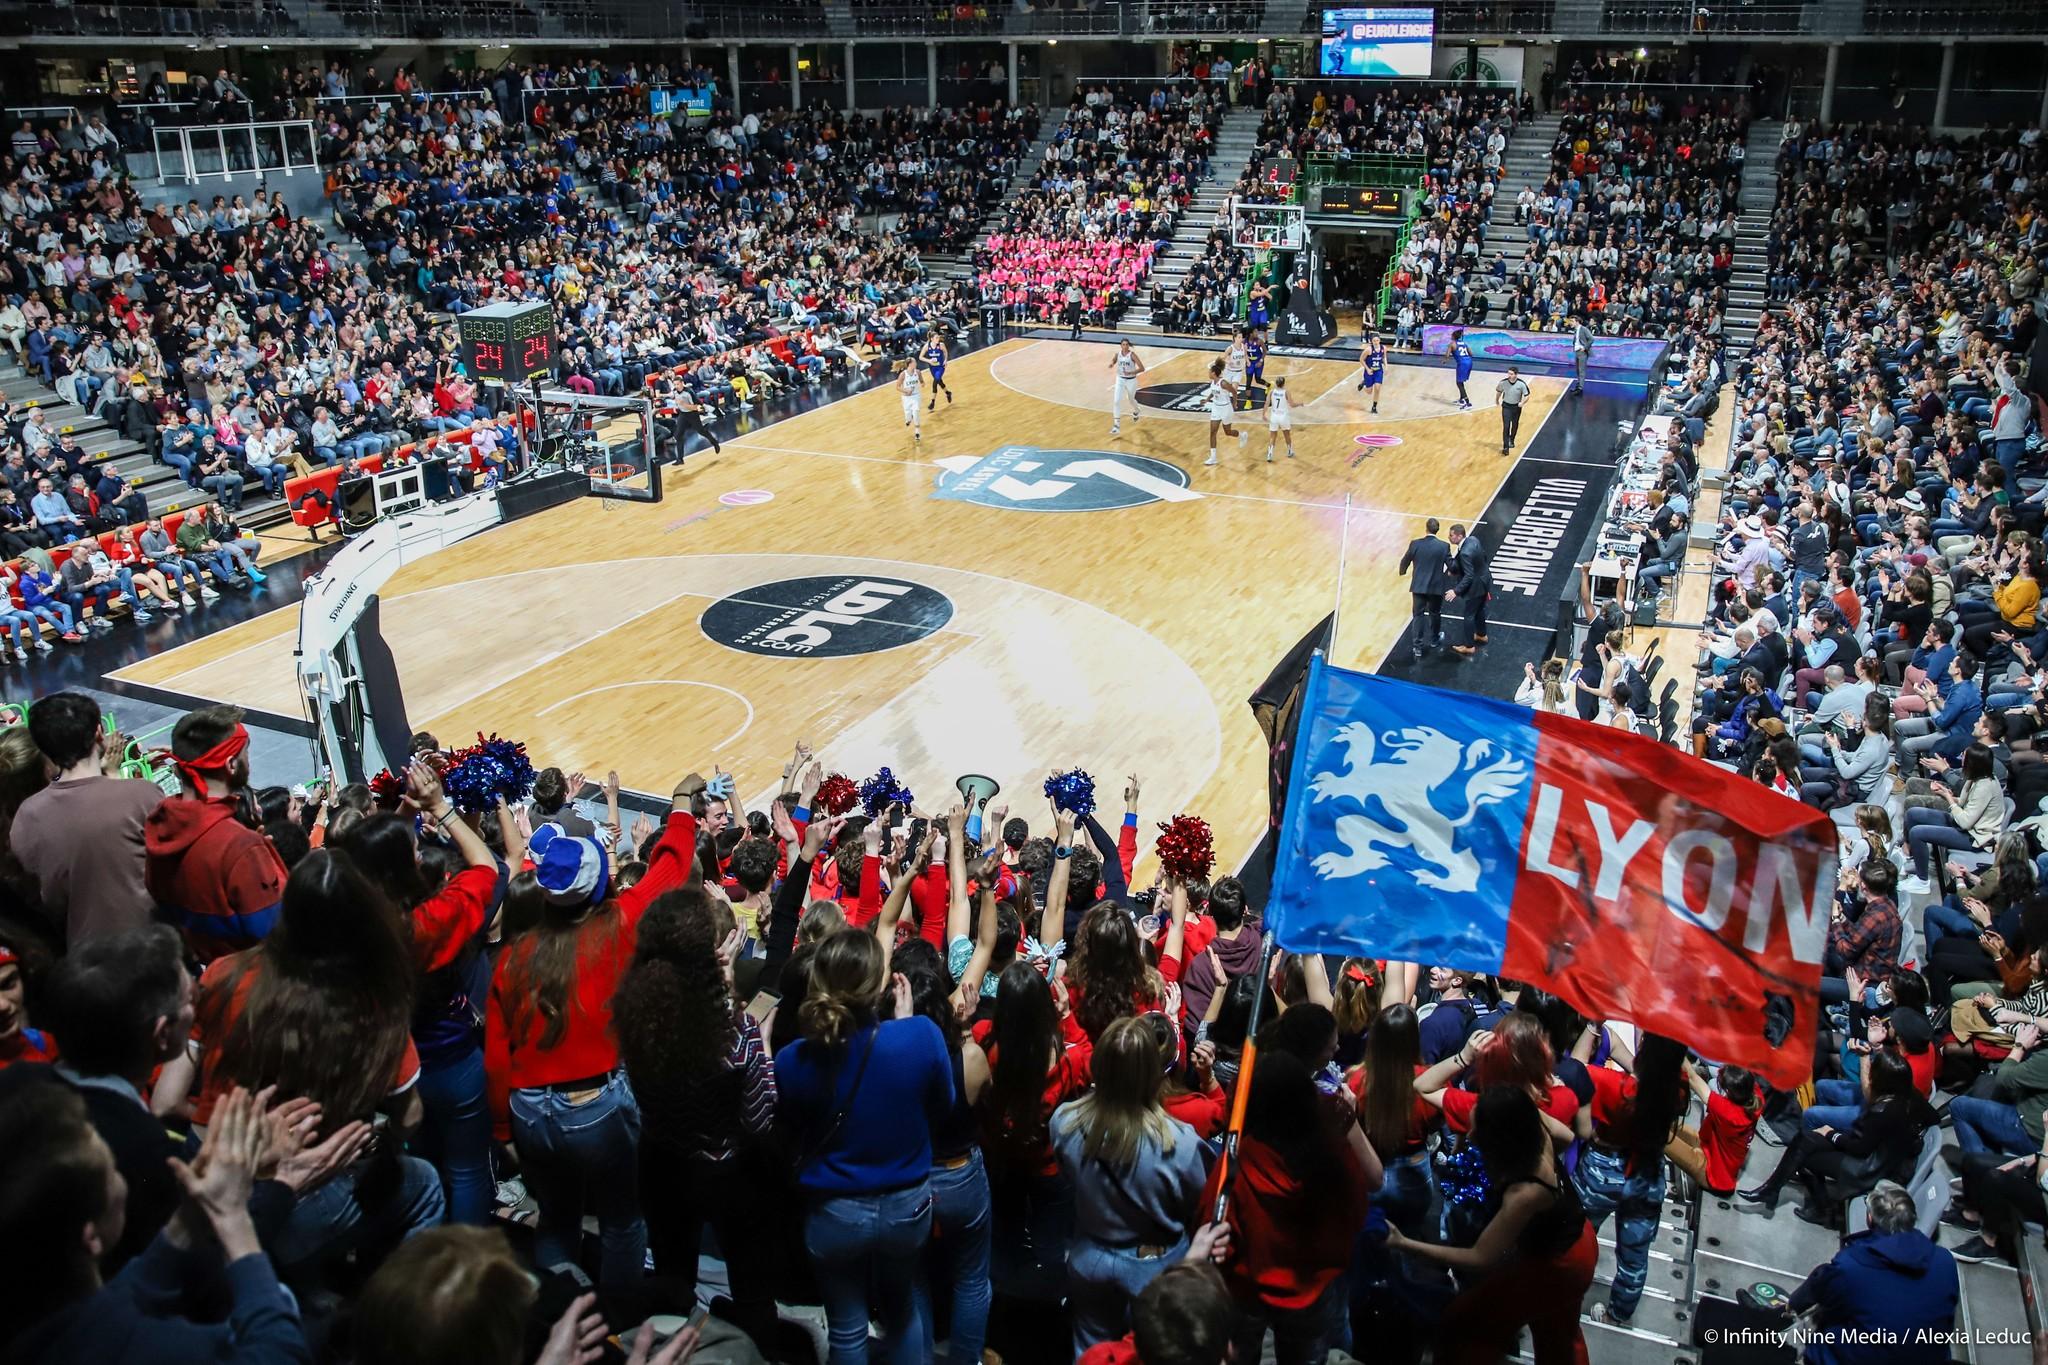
[369,768,403,809]
[1154,814,1215,882]
[815,773,858,817]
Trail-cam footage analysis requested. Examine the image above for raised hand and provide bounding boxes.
[622,1320,701,1365]
[536,1291,609,1365]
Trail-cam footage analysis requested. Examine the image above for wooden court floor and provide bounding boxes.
[114,338,1568,873]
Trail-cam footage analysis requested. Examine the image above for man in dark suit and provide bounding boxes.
[1447,523,1492,655]
[1398,518,1452,658]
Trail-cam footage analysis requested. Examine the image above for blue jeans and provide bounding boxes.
[1229,1272,1350,1365]
[1573,1145,1665,1321]
[1068,1232,1188,1354]
[805,1181,934,1365]
[414,1046,493,1225]
[1803,1077,1864,1136]
[149,556,201,596]
[270,1151,445,1273]
[510,1073,645,1301]
[914,1151,992,1365]
[1374,1149,1436,1238]
[1924,899,1979,950]
[1949,1096,2034,1157]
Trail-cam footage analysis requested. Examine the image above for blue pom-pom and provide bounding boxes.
[1043,768,1096,819]
[859,766,915,818]
[440,734,538,814]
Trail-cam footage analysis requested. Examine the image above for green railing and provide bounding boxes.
[1303,152,1427,189]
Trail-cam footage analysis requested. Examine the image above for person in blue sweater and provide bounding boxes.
[1780,1182,1959,1365]
[2,1083,311,1365]
[776,927,955,1365]
[1897,649,1984,768]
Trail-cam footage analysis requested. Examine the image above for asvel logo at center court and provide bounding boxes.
[700,576,954,658]
[933,446,1199,513]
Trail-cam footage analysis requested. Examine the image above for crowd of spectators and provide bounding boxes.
[1489,93,1749,376]
[1158,84,1522,338]
[973,82,1221,328]
[0,682,1993,1365]
[1661,116,2045,1270]
[0,61,1026,609]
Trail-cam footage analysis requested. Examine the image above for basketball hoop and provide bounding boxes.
[1228,197,1307,253]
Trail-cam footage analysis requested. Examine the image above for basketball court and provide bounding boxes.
[111,335,1627,871]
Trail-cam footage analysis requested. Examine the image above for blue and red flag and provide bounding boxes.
[1265,657,1836,1088]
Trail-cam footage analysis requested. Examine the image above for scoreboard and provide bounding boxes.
[1313,185,1409,217]
[457,301,558,384]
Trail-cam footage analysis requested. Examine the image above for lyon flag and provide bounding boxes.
[1266,659,1835,1087]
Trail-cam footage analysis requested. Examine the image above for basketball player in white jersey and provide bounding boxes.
[1108,339,1146,436]
[1221,332,1250,408]
[1263,375,1295,462]
[896,359,923,441]
[1204,358,1245,467]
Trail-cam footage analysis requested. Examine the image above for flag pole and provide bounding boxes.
[1210,927,1278,1224]
[1214,645,1325,1223]
[1331,492,1352,645]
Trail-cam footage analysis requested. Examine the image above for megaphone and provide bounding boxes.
[957,773,1000,843]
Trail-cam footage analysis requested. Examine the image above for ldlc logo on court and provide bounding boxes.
[700,575,954,658]
[1135,382,1267,414]
[933,446,1198,513]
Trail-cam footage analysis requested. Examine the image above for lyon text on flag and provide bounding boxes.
[1264,659,1835,1087]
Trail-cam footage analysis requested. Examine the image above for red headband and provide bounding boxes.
[174,724,250,799]
[0,947,16,968]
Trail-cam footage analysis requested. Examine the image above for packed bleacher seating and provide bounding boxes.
[1156,84,1522,338]
[1661,115,2046,1267]
[6,34,2048,1365]
[973,82,1220,327]
[0,66,1019,645]
[1495,97,1748,367]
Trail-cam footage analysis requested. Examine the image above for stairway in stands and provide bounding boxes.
[0,358,292,532]
[920,118,1064,287]
[1117,104,1264,335]
[1719,121,1783,368]
[1474,111,1563,326]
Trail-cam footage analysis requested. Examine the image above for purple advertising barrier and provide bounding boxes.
[1420,325,1667,380]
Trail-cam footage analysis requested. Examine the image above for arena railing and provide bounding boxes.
[151,118,319,183]
[1302,153,1430,189]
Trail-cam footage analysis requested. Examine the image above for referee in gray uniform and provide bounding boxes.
[1064,281,1085,340]
[1496,365,1530,454]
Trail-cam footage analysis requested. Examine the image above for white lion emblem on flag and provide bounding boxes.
[1306,722,1530,894]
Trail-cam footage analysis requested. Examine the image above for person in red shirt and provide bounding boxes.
[979,959,1093,1296]
[1569,1034,1689,1327]
[333,760,506,1226]
[185,847,442,1276]
[0,933,58,1071]
[1200,1049,1380,1364]
[1668,1062,1761,1197]
[143,706,289,965]
[1388,1086,1597,1365]
[1419,1012,1589,1143]
[486,771,700,1311]
[1352,1003,1436,1236]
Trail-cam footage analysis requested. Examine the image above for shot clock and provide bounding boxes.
[457,301,559,384]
